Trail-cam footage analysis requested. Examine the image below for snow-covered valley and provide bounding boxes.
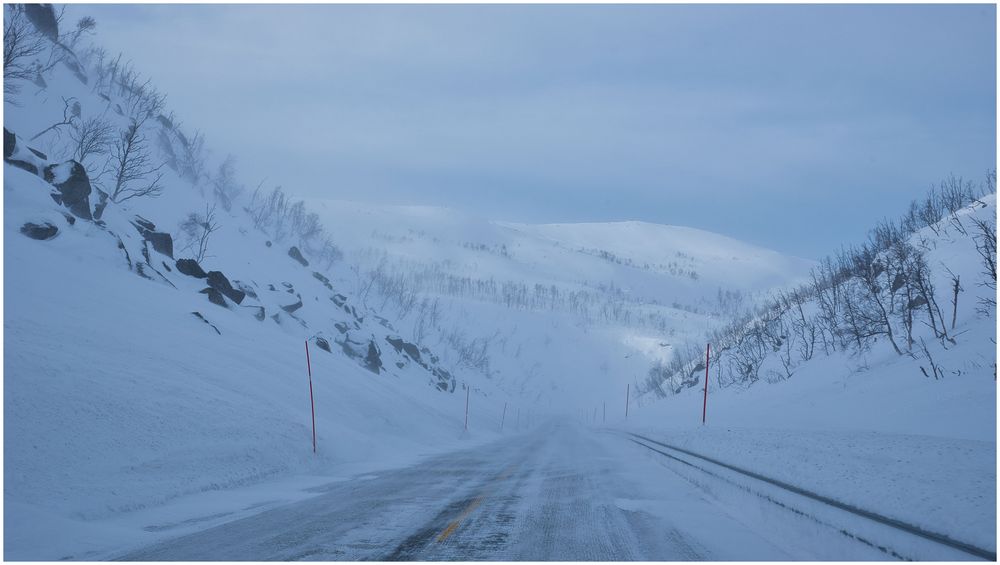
[3,4,996,561]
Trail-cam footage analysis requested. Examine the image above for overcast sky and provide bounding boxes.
[69,4,996,258]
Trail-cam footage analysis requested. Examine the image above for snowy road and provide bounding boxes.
[117,422,967,561]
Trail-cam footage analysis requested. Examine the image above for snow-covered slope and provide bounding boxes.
[624,193,997,553]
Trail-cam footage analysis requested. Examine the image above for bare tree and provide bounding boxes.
[69,115,114,165]
[244,181,271,229]
[173,127,206,185]
[970,215,997,315]
[3,5,46,100]
[64,15,95,51]
[317,236,344,270]
[211,155,244,211]
[114,61,165,120]
[179,202,220,262]
[944,266,962,331]
[110,120,164,203]
[30,96,80,141]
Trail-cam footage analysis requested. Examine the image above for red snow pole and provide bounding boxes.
[702,343,710,425]
[500,402,507,432]
[305,340,316,453]
[464,387,470,432]
[625,383,630,420]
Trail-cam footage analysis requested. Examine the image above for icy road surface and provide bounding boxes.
[118,422,948,561]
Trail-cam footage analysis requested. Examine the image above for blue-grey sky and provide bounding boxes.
[70,4,996,258]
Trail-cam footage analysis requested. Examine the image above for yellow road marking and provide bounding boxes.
[436,463,519,543]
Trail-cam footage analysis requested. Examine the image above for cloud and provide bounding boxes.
[70,4,996,257]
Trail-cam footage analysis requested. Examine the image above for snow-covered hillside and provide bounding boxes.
[624,189,997,553]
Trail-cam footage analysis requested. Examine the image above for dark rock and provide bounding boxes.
[288,246,309,267]
[191,311,221,335]
[365,341,383,374]
[315,337,331,353]
[432,367,456,392]
[20,222,58,240]
[206,271,246,305]
[146,232,173,258]
[49,192,62,205]
[23,4,58,42]
[43,161,92,220]
[162,261,172,272]
[8,159,39,175]
[4,128,14,159]
[386,336,422,364]
[130,217,173,258]
[267,284,276,291]
[331,294,347,307]
[176,258,208,278]
[312,271,333,290]
[282,282,293,289]
[200,287,228,308]
[281,298,303,313]
[62,213,75,225]
[334,322,350,334]
[28,147,46,160]
[133,215,156,232]
[265,240,272,247]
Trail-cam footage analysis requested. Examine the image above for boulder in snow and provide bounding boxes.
[4,128,15,159]
[3,128,46,175]
[386,335,422,364]
[206,271,246,305]
[19,222,58,240]
[145,233,173,258]
[288,246,309,267]
[314,337,331,353]
[365,341,383,374]
[23,4,58,42]
[200,287,228,308]
[176,258,208,278]
[130,217,174,258]
[43,161,92,220]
